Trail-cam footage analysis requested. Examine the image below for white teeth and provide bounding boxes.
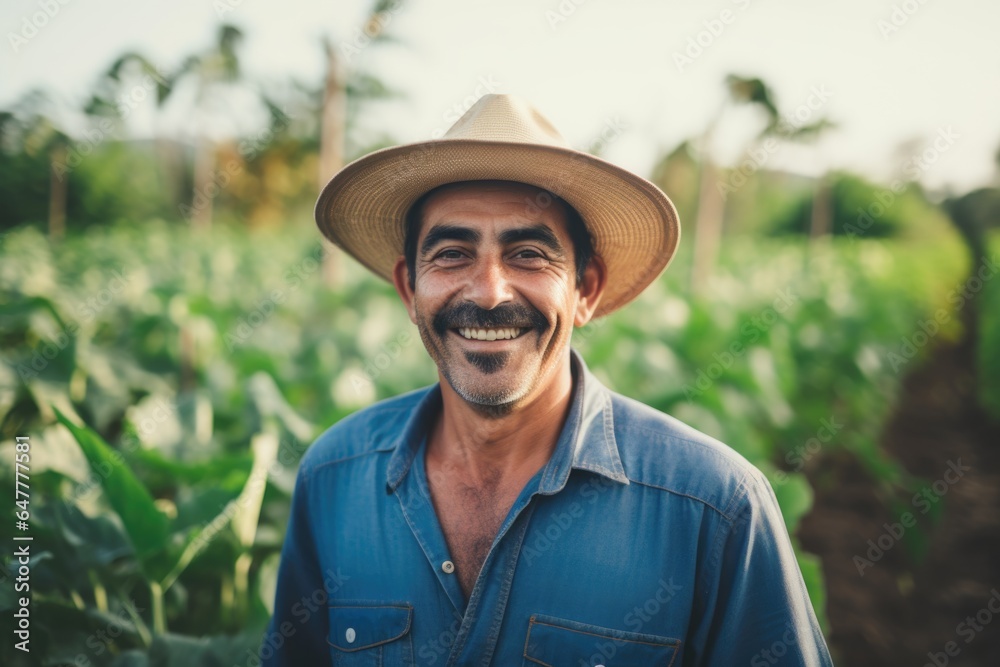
[457,327,523,340]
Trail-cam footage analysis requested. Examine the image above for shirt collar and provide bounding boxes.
[386,347,629,493]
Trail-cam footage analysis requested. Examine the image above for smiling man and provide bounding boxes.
[263,95,833,666]
[399,180,603,601]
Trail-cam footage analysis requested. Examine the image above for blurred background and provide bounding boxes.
[2,0,999,665]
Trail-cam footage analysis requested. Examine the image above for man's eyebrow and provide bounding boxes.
[498,224,565,255]
[419,223,565,257]
[420,224,482,256]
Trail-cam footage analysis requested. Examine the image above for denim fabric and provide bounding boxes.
[262,348,833,666]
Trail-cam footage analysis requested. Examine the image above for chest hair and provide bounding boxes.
[428,467,521,600]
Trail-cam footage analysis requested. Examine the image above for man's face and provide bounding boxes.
[393,181,603,415]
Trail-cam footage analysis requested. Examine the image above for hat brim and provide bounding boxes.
[315,138,680,318]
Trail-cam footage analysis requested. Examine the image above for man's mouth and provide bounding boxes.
[453,327,529,341]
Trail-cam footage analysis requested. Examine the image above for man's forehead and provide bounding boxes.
[418,180,571,233]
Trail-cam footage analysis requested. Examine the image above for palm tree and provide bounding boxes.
[83,51,171,129]
[175,24,246,230]
[689,103,725,296]
[690,75,833,293]
[318,0,407,283]
[2,90,70,239]
[81,27,248,231]
[83,52,184,209]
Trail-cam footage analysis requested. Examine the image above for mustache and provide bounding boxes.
[432,302,548,335]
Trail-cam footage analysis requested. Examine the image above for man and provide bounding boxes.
[262,94,833,666]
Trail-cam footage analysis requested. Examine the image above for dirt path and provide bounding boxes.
[798,318,1000,666]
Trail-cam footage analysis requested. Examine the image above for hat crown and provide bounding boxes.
[443,94,570,148]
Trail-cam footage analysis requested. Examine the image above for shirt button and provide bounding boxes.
[442,560,455,574]
[345,627,356,644]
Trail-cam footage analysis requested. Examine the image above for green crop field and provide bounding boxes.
[2,218,993,665]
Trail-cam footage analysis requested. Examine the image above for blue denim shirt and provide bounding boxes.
[262,348,833,666]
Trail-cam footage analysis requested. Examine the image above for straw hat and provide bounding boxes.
[315,94,680,317]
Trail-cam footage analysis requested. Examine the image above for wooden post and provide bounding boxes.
[48,142,67,242]
[318,38,347,285]
[191,138,215,231]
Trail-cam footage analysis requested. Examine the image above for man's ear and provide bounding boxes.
[391,256,417,325]
[574,254,607,327]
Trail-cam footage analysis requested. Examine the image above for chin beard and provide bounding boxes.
[441,357,528,419]
[463,350,510,374]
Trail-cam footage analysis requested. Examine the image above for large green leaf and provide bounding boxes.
[32,501,135,578]
[55,409,170,560]
[124,445,253,489]
[795,547,829,633]
[771,470,813,534]
[977,266,1000,418]
[146,632,264,667]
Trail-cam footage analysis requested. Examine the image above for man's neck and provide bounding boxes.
[427,352,575,490]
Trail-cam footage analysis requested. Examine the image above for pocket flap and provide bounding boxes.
[327,603,413,652]
[524,614,681,666]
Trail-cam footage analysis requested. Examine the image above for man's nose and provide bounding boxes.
[464,256,513,310]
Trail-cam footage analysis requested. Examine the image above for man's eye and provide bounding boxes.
[436,250,464,260]
[514,249,544,260]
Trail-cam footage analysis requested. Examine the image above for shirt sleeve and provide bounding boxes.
[260,467,331,666]
[686,469,834,666]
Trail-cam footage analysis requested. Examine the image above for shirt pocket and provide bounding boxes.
[327,601,414,667]
[522,613,681,667]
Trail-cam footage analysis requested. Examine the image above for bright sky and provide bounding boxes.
[3,0,999,193]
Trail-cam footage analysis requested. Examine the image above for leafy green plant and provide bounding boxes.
[0,217,972,660]
[973,233,1000,419]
